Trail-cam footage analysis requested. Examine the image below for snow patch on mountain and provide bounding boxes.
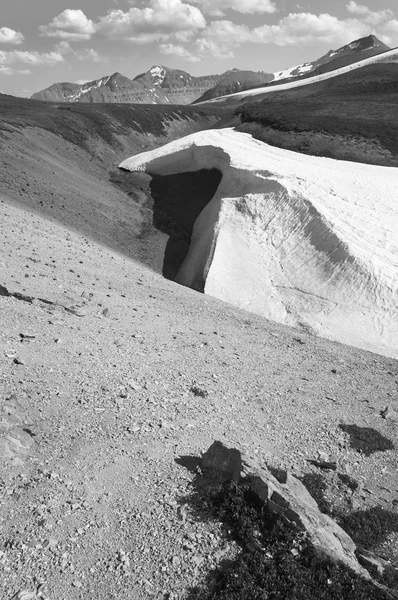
[120,129,398,358]
[149,65,167,86]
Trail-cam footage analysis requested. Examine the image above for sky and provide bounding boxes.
[1,0,398,97]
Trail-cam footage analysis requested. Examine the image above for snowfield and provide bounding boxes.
[120,129,398,358]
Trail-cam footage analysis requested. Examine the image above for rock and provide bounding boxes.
[0,284,11,297]
[201,441,242,483]
[202,441,368,578]
[10,591,37,600]
[128,379,141,391]
[358,551,388,577]
[380,406,398,420]
[13,357,25,366]
[190,384,208,398]
[307,459,337,471]
[338,473,359,491]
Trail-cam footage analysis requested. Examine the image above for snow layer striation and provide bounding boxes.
[120,129,398,358]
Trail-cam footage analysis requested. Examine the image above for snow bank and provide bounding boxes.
[119,129,398,358]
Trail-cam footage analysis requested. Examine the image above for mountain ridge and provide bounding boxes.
[30,34,391,105]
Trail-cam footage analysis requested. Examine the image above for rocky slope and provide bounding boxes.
[1,95,398,600]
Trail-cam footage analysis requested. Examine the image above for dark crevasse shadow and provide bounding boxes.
[112,168,222,280]
[174,456,393,600]
[149,168,222,281]
[339,424,394,456]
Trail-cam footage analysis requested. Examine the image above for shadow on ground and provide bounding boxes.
[175,455,395,600]
[339,424,394,456]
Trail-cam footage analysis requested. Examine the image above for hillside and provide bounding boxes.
[193,69,273,103]
[1,94,398,600]
[226,63,398,166]
[195,35,390,103]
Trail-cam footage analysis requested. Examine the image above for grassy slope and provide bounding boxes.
[230,64,398,164]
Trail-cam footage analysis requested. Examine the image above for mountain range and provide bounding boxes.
[31,34,390,105]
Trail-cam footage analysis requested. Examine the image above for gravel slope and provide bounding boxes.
[0,104,397,600]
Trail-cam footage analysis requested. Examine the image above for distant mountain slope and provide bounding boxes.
[273,35,389,81]
[31,65,221,105]
[193,69,273,103]
[200,44,398,107]
[196,35,391,103]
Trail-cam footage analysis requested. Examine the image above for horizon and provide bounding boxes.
[1,0,398,97]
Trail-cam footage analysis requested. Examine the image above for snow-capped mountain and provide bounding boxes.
[31,66,220,105]
[31,36,392,105]
[272,35,390,82]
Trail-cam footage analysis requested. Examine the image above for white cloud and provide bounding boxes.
[193,7,398,58]
[39,9,96,41]
[0,49,65,66]
[39,1,206,45]
[191,0,276,17]
[252,12,369,46]
[346,2,394,25]
[97,0,206,43]
[0,27,24,45]
[159,43,200,62]
[0,65,15,75]
[194,20,251,58]
[53,41,107,63]
[75,48,107,62]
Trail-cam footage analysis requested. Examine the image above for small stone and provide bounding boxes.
[13,357,25,365]
[128,379,141,391]
[338,473,359,491]
[380,406,398,420]
[307,459,337,471]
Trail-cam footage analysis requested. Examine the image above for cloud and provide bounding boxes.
[0,49,65,66]
[54,41,107,62]
[97,0,206,43]
[39,1,206,45]
[193,6,398,58]
[0,65,15,75]
[39,9,96,41]
[0,27,24,45]
[252,12,370,46]
[159,43,200,62]
[346,2,394,25]
[194,20,251,58]
[190,0,276,17]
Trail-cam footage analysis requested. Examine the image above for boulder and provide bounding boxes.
[202,441,368,578]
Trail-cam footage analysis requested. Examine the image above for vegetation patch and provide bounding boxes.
[187,480,394,600]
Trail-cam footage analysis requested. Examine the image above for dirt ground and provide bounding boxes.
[0,104,397,600]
